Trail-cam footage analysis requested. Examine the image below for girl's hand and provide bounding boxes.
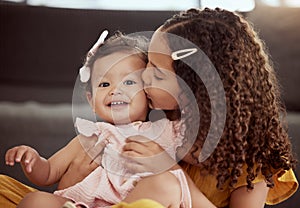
[122,136,177,174]
[85,129,112,165]
[5,145,40,173]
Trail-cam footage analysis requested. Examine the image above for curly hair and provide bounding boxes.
[160,8,297,190]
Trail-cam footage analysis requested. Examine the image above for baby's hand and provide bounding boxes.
[5,145,40,173]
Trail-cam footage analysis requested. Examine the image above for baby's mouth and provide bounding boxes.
[109,101,128,106]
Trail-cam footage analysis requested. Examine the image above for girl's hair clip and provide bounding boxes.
[171,48,198,60]
[79,30,109,83]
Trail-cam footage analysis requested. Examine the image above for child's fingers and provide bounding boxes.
[14,147,29,163]
[123,141,163,158]
[89,160,99,170]
[125,136,164,156]
[23,150,36,171]
[123,148,177,174]
[25,157,36,173]
[5,146,25,165]
[122,149,143,158]
[5,148,18,166]
[126,135,152,146]
[99,129,114,143]
[87,131,111,165]
[122,142,144,156]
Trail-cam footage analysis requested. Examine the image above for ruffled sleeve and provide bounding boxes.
[233,166,298,205]
[75,117,101,137]
[266,169,298,204]
[181,162,298,207]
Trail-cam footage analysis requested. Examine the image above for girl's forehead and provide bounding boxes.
[149,31,171,56]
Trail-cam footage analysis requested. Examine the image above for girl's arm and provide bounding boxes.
[183,167,217,208]
[189,180,269,208]
[123,137,217,207]
[122,136,178,173]
[123,136,270,208]
[229,181,269,208]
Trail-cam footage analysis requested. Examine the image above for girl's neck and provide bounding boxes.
[165,109,181,121]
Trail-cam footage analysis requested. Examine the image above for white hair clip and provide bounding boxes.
[88,30,109,57]
[79,30,109,83]
[171,48,198,60]
[79,66,91,83]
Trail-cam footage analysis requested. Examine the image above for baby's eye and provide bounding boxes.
[99,82,110,87]
[123,80,137,85]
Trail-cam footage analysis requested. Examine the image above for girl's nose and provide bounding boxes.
[142,67,152,87]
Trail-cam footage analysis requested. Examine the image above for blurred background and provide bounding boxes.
[0,0,299,207]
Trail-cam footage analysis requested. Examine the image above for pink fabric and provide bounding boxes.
[54,118,191,208]
[169,169,192,208]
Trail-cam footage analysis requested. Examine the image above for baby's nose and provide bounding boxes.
[109,86,122,95]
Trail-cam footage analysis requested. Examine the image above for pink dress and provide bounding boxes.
[54,118,191,208]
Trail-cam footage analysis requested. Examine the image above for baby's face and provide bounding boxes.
[89,51,148,124]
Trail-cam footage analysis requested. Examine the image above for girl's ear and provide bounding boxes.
[86,91,94,109]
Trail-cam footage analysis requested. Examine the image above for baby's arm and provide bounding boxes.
[5,136,81,186]
[5,144,50,185]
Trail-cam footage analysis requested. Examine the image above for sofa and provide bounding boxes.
[0,2,299,207]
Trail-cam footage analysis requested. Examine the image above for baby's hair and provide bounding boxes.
[161,8,296,190]
[83,31,148,93]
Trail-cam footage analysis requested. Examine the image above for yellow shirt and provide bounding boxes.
[182,164,298,207]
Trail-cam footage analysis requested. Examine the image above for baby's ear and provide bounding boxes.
[86,91,94,109]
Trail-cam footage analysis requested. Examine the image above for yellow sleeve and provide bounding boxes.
[182,163,298,207]
[234,167,298,205]
[266,169,298,205]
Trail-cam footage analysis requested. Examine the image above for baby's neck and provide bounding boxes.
[147,109,181,122]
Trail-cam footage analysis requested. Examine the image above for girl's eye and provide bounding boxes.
[153,69,163,80]
[123,80,136,85]
[154,74,163,80]
[99,82,110,87]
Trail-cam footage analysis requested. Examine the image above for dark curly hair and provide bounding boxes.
[160,8,296,190]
